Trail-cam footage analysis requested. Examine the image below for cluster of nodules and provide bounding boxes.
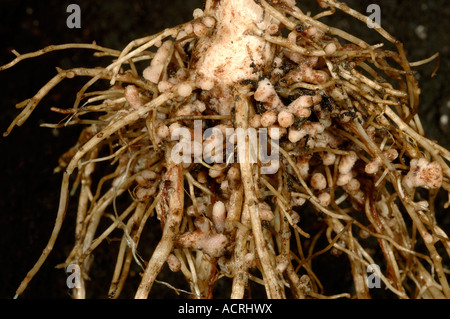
[248,71,365,207]
[119,7,445,271]
[141,9,216,94]
[119,28,358,262]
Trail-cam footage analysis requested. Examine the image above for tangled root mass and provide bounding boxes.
[4,0,450,299]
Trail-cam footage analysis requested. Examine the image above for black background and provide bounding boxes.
[0,0,449,299]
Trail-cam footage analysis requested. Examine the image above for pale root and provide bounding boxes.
[143,40,172,83]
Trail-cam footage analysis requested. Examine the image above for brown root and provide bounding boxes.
[5,0,449,299]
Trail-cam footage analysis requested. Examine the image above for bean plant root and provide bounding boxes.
[4,0,450,299]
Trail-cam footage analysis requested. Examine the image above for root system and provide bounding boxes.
[3,0,450,299]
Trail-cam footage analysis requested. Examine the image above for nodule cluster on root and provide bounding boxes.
[4,0,450,300]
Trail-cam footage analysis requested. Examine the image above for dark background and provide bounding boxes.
[0,0,449,299]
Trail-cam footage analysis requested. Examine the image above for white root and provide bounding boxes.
[143,40,173,84]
